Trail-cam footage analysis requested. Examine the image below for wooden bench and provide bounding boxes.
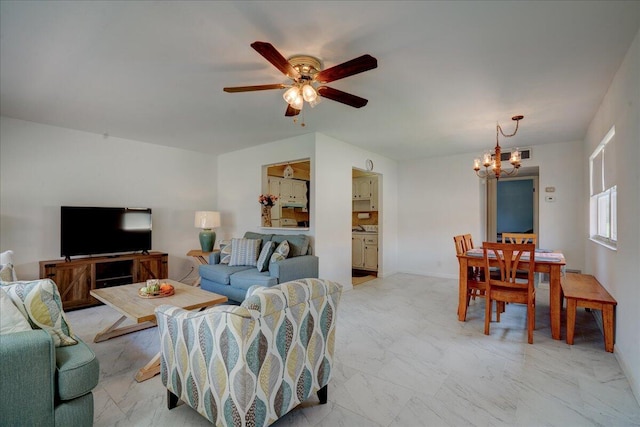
[562,273,617,352]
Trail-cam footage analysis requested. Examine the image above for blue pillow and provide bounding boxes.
[256,241,276,272]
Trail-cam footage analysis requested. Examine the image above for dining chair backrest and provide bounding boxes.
[481,241,537,343]
[462,234,474,251]
[482,242,536,289]
[453,235,466,256]
[502,233,537,246]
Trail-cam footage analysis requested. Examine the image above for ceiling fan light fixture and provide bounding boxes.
[283,86,300,105]
[302,84,317,102]
[290,94,304,110]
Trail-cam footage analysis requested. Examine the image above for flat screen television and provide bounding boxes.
[61,206,152,258]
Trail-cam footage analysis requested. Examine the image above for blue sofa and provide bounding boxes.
[199,232,319,303]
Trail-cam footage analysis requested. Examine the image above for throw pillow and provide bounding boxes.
[229,238,261,267]
[256,241,276,272]
[3,279,77,346]
[219,240,232,264]
[0,263,15,282]
[0,288,32,335]
[270,240,290,263]
[0,250,17,281]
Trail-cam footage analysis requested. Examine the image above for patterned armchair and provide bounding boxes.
[155,278,343,426]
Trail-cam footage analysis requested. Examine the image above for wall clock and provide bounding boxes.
[365,159,374,171]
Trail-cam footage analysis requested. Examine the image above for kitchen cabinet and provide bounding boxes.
[352,176,378,212]
[352,234,378,271]
[269,177,307,206]
[268,177,281,220]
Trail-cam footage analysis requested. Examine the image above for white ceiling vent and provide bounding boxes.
[500,147,532,162]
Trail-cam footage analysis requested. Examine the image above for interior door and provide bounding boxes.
[486,175,538,242]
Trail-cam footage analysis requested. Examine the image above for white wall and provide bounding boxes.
[583,29,640,402]
[216,133,315,239]
[397,140,585,278]
[315,134,399,287]
[0,117,217,282]
[217,132,398,290]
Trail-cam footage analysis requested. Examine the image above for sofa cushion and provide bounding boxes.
[55,337,99,400]
[270,240,290,263]
[229,269,278,291]
[218,240,232,264]
[0,288,32,335]
[271,234,309,257]
[256,241,276,272]
[229,238,261,267]
[244,232,274,247]
[199,264,253,285]
[2,279,77,347]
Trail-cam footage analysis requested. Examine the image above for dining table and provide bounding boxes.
[457,248,566,340]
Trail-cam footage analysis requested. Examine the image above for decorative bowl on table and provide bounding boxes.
[138,282,175,298]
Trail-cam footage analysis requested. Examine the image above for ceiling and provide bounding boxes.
[1,1,639,161]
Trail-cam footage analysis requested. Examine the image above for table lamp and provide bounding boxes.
[194,211,220,252]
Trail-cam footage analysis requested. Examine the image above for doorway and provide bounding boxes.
[351,168,381,285]
[486,170,539,243]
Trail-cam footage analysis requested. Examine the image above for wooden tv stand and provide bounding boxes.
[39,252,168,310]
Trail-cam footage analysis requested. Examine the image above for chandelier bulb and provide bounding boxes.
[302,84,317,103]
[283,86,300,105]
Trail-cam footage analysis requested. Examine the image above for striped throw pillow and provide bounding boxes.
[229,238,261,267]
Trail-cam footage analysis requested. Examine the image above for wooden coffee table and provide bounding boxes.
[90,279,227,382]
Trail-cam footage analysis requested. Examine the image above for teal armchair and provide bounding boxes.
[0,329,99,426]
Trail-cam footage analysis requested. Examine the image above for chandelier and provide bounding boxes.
[473,115,524,180]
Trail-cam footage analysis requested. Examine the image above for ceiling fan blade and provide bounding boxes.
[317,86,368,108]
[314,54,377,83]
[223,84,286,93]
[285,105,301,116]
[251,41,301,80]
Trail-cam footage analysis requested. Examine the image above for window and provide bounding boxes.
[589,126,616,249]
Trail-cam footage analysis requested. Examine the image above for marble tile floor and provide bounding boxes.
[66,273,640,427]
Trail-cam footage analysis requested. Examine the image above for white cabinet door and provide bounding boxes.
[363,244,378,270]
[363,235,378,270]
[352,235,364,268]
[268,178,281,220]
[292,180,307,203]
[354,177,371,199]
[279,179,294,202]
[370,176,378,211]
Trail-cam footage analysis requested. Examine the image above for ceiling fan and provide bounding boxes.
[223,41,377,119]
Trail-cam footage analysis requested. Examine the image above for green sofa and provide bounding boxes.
[0,329,99,426]
[199,232,319,303]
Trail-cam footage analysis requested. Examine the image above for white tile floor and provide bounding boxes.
[66,274,640,426]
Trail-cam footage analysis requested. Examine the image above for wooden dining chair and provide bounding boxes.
[453,234,485,308]
[502,233,537,246]
[482,242,536,344]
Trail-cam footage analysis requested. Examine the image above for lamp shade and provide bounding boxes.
[194,211,220,229]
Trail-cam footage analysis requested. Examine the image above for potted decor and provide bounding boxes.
[259,194,278,227]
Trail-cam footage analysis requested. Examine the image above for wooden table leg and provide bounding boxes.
[602,304,615,353]
[549,265,562,340]
[93,315,156,343]
[458,258,469,321]
[135,352,162,382]
[565,298,576,345]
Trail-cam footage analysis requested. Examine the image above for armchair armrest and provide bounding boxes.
[270,255,319,283]
[0,330,55,426]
